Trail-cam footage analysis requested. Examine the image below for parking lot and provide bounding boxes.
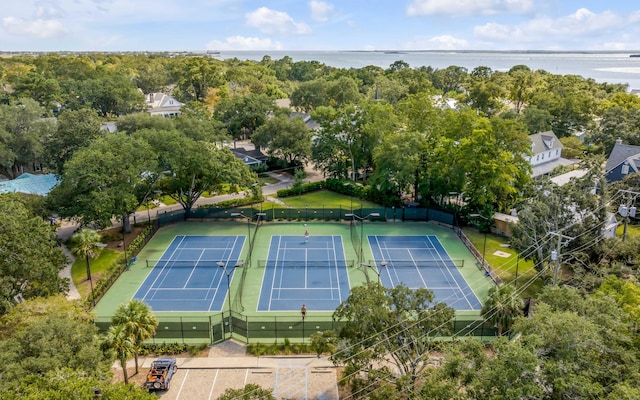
[130,341,339,400]
[154,364,338,400]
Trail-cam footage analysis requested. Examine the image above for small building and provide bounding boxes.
[145,93,183,118]
[231,147,268,170]
[605,139,640,183]
[493,212,519,237]
[527,131,576,178]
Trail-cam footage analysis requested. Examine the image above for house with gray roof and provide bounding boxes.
[527,131,575,178]
[605,139,640,183]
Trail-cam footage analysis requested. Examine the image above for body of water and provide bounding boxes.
[217,51,640,90]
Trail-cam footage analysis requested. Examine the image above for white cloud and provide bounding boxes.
[246,7,312,35]
[407,0,533,17]
[309,0,334,22]
[206,35,283,51]
[404,35,470,50]
[2,16,68,38]
[474,8,623,44]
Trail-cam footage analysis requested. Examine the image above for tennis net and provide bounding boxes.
[146,259,245,268]
[257,259,354,268]
[365,259,465,268]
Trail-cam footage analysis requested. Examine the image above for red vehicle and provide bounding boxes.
[145,358,177,391]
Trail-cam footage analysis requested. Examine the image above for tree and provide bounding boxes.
[0,194,68,314]
[3,368,157,400]
[11,71,61,109]
[290,79,328,112]
[467,339,543,400]
[458,116,532,211]
[481,284,523,336]
[172,57,224,102]
[47,132,158,232]
[111,300,158,375]
[332,282,455,397]
[116,112,175,134]
[145,133,255,217]
[217,383,275,400]
[44,108,103,174]
[214,93,276,141]
[513,286,639,399]
[0,98,55,179]
[510,163,604,278]
[103,324,136,384]
[69,228,102,304]
[66,73,145,117]
[0,296,106,385]
[252,114,311,165]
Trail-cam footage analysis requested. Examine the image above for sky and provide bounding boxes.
[1,0,640,52]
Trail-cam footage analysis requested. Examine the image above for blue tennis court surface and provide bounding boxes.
[258,235,350,311]
[368,235,482,310]
[134,235,245,312]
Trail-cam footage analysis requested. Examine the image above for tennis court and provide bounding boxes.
[368,235,482,310]
[133,235,245,312]
[257,235,351,311]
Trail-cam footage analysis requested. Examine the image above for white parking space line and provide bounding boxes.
[175,369,189,399]
[207,369,219,400]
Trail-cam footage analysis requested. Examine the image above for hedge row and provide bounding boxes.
[85,225,155,308]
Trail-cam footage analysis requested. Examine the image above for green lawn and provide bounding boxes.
[258,173,279,185]
[277,190,380,209]
[616,223,640,239]
[71,248,121,298]
[462,228,543,298]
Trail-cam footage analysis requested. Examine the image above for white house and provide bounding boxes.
[145,93,183,117]
[527,131,575,178]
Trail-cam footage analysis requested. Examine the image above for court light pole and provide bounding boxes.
[469,214,489,268]
[216,261,244,334]
[345,212,380,263]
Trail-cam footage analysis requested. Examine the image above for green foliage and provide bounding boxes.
[481,284,523,336]
[217,383,275,400]
[0,367,157,400]
[310,330,338,357]
[276,181,324,197]
[333,282,455,396]
[0,296,108,388]
[0,194,68,314]
[246,341,312,356]
[253,114,312,165]
[44,107,102,174]
[0,98,55,179]
[47,132,158,230]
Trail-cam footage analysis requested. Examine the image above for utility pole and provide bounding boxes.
[618,189,640,242]
[550,231,574,286]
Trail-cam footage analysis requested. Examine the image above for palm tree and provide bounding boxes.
[103,324,136,384]
[481,284,524,337]
[112,300,159,375]
[69,228,102,282]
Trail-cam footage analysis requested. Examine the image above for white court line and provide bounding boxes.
[141,235,187,300]
[268,236,283,311]
[428,236,474,308]
[183,249,205,289]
